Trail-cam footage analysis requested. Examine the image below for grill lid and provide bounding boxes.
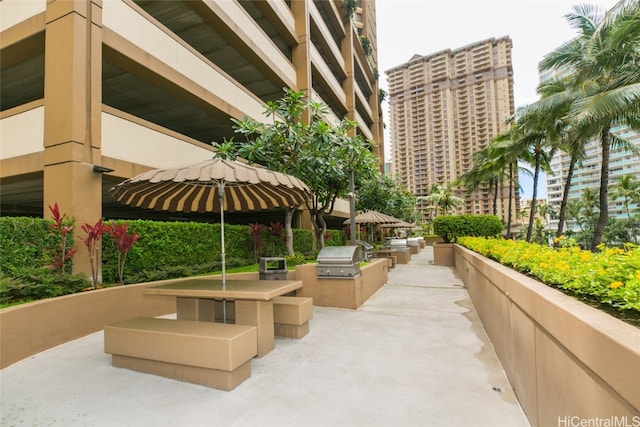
[317,245,360,265]
[386,238,407,247]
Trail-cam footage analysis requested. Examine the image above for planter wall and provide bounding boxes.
[432,242,454,266]
[423,236,444,246]
[394,251,411,264]
[0,272,263,369]
[453,245,640,426]
[294,259,388,309]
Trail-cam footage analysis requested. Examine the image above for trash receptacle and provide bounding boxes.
[259,257,288,280]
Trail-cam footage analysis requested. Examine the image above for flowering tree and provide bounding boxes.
[227,88,378,251]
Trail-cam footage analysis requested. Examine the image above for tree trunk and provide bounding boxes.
[311,210,318,252]
[316,210,327,249]
[284,207,295,256]
[506,163,513,238]
[526,150,541,242]
[492,178,498,216]
[592,128,611,250]
[556,152,578,238]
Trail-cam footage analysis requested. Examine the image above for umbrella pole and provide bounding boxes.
[218,182,227,323]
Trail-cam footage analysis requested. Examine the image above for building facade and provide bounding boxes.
[1,0,383,271]
[385,37,517,221]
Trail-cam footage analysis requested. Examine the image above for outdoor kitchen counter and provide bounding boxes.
[144,279,303,357]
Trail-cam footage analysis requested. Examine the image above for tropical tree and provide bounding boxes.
[420,184,463,217]
[537,1,640,249]
[610,174,640,242]
[537,203,558,229]
[530,77,588,238]
[458,127,531,238]
[610,174,640,219]
[505,107,559,242]
[565,200,587,233]
[227,88,378,251]
[456,145,503,216]
[356,173,416,222]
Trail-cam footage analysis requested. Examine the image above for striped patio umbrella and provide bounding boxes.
[343,210,402,242]
[109,158,311,288]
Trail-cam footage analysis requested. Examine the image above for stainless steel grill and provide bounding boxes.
[385,238,409,252]
[407,238,420,247]
[356,240,374,261]
[316,246,361,278]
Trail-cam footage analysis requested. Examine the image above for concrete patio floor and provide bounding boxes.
[1,247,529,427]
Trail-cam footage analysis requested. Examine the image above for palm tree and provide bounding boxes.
[565,200,587,233]
[457,130,527,238]
[456,146,502,215]
[538,1,640,249]
[532,77,590,238]
[610,174,640,242]
[580,187,600,238]
[610,174,640,219]
[421,184,463,217]
[507,107,559,242]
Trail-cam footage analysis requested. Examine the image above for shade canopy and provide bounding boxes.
[109,157,311,297]
[381,220,416,229]
[343,210,401,225]
[109,158,311,214]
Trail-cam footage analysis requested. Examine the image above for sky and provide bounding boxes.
[375,0,618,199]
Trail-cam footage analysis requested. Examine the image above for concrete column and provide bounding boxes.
[370,80,385,170]
[290,0,311,123]
[341,23,356,129]
[43,0,103,276]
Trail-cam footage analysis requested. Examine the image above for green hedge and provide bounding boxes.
[0,216,339,296]
[0,217,58,273]
[432,214,503,243]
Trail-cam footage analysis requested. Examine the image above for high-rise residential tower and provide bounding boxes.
[386,37,517,221]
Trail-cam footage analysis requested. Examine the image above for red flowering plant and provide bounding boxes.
[249,223,265,262]
[268,222,286,244]
[108,222,140,285]
[80,219,109,289]
[47,203,77,274]
[343,226,351,240]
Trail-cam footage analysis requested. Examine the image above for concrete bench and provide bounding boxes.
[213,299,312,340]
[273,296,313,339]
[104,317,257,391]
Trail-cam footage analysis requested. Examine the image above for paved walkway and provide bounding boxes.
[1,247,529,427]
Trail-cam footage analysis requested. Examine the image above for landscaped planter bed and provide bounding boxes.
[453,244,640,426]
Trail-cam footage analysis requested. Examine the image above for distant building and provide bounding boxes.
[385,37,518,222]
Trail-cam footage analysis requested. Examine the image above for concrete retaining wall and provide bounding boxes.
[0,272,262,369]
[453,244,640,426]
